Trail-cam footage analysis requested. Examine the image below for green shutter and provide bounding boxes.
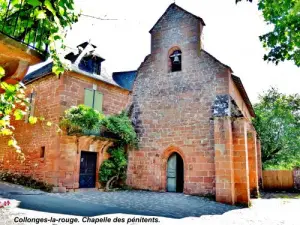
[84,89,94,108]
[94,91,103,112]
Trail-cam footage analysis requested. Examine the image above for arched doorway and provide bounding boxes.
[167,152,184,192]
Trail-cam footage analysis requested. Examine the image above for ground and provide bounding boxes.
[0,182,299,225]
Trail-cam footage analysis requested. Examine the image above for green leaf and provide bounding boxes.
[36,10,46,19]
[8,139,17,147]
[52,66,64,75]
[11,0,20,7]
[59,6,65,15]
[29,116,38,124]
[0,66,5,78]
[1,128,13,136]
[14,109,24,120]
[27,0,41,7]
[44,0,56,15]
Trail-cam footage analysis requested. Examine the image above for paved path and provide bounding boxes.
[1,182,300,225]
[0,182,239,218]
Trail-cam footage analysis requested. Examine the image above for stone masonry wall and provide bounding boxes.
[0,75,62,184]
[0,72,130,188]
[58,135,113,190]
[127,4,232,195]
[60,72,130,115]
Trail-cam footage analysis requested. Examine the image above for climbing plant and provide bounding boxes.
[99,111,138,191]
[99,146,128,191]
[100,111,138,147]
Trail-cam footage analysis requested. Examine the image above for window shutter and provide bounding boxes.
[94,91,103,112]
[30,92,36,117]
[84,89,94,108]
[25,92,36,123]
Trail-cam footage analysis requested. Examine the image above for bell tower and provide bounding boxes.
[149,3,205,72]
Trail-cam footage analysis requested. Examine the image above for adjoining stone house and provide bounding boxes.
[0,3,262,205]
[0,42,133,191]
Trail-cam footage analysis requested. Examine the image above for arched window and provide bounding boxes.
[169,49,182,72]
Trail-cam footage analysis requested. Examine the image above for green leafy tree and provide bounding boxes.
[0,0,78,151]
[258,0,300,67]
[237,0,300,66]
[0,0,79,74]
[253,88,300,169]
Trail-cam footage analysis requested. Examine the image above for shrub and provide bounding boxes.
[99,146,127,190]
[101,111,137,146]
[60,105,105,135]
[0,172,54,192]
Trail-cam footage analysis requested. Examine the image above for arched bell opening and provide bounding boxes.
[168,46,182,73]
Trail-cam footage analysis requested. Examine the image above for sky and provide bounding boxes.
[32,0,300,103]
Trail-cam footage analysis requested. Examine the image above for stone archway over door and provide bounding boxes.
[167,153,184,192]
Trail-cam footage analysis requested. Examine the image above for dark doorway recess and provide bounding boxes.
[79,151,97,188]
[167,153,184,192]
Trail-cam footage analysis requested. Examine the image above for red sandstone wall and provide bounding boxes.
[128,50,231,195]
[127,5,259,197]
[60,72,130,115]
[58,135,113,190]
[0,75,62,184]
[127,5,232,195]
[0,71,130,188]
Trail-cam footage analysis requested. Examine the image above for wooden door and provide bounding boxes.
[167,153,177,192]
[79,152,97,188]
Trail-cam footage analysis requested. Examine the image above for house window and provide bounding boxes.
[84,88,103,112]
[25,91,36,123]
[169,50,182,72]
[40,146,45,158]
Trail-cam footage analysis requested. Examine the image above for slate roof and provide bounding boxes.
[231,75,255,117]
[77,42,97,49]
[23,41,123,88]
[112,71,137,91]
[22,61,125,89]
[22,62,53,84]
